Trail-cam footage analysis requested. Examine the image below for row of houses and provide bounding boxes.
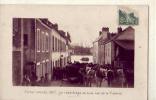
[13,18,71,85]
[93,26,134,70]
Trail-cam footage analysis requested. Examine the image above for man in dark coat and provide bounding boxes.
[107,68,114,87]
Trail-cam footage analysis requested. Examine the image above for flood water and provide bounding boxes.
[71,55,93,63]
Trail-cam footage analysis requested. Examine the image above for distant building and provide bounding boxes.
[71,45,92,55]
[13,18,71,85]
[66,32,72,63]
[93,39,98,64]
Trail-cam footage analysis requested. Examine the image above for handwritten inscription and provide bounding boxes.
[24,90,122,97]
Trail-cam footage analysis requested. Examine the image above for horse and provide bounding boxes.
[95,67,106,87]
[85,68,96,87]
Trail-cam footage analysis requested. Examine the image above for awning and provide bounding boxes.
[115,40,134,50]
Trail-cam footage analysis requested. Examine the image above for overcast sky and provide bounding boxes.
[16,5,139,47]
[45,6,119,47]
[2,5,144,47]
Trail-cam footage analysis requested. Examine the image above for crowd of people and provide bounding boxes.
[73,63,115,87]
[22,71,50,86]
[22,62,134,87]
[52,62,134,87]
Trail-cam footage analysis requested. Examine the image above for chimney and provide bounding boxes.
[117,27,122,33]
[102,27,109,32]
[107,32,111,39]
[53,23,58,30]
[99,31,102,36]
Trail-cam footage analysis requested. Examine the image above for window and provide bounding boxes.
[24,34,28,46]
[57,60,59,67]
[55,38,57,52]
[56,38,58,51]
[39,30,41,51]
[63,42,65,51]
[36,29,40,52]
[53,36,54,51]
[58,39,59,51]
[58,39,59,52]
[62,41,63,51]
[58,40,60,52]
[54,37,56,51]
[42,63,45,76]
[57,39,59,52]
[60,40,62,51]
[108,47,109,56]
[61,41,62,51]
[36,64,41,80]
[48,35,49,51]
[41,32,42,51]
[50,35,52,51]
[51,35,53,52]
[40,31,42,51]
[55,61,57,67]
[105,48,107,57]
[53,61,54,67]
[44,33,46,51]
[63,42,64,51]
[46,33,49,52]
[37,29,41,52]
[45,62,48,73]
[42,31,44,52]
[44,32,46,52]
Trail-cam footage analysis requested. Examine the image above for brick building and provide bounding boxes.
[13,18,71,85]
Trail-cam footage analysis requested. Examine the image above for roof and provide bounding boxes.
[93,35,102,43]
[115,26,134,40]
[101,26,134,44]
[102,35,116,44]
[39,18,71,41]
[115,31,134,41]
[115,40,134,50]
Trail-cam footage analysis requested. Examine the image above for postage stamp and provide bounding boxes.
[119,8,139,25]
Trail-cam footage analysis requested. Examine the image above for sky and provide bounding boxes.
[44,6,120,47]
[2,5,144,47]
[11,5,139,47]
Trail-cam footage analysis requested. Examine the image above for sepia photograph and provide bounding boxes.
[0,3,151,100]
[12,6,137,88]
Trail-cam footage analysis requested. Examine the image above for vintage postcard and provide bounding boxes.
[0,5,149,100]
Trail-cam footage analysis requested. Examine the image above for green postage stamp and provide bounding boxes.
[119,9,139,25]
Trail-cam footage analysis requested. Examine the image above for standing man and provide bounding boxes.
[107,68,114,87]
[95,66,105,87]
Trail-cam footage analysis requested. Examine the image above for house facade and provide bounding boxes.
[13,18,71,85]
[113,26,134,69]
[93,26,134,70]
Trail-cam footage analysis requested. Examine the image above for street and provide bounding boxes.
[48,78,131,88]
[50,79,108,87]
